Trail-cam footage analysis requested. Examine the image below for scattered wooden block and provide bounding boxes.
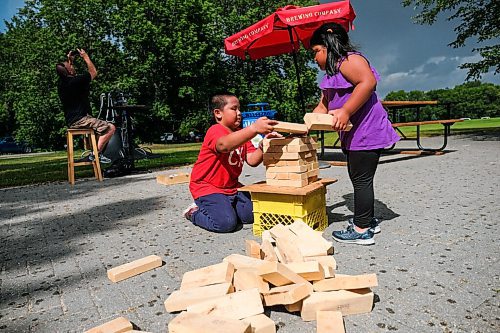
[107,255,162,283]
[288,221,333,254]
[233,268,270,293]
[262,283,311,306]
[269,224,299,240]
[168,311,251,333]
[313,274,378,291]
[180,262,235,290]
[156,172,190,185]
[275,237,304,263]
[187,288,264,320]
[300,288,374,321]
[245,240,261,259]
[257,262,313,293]
[261,230,275,243]
[164,282,233,312]
[303,256,337,270]
[320,263,336,279]
[284,300,303,313]
[317,310,345,333]
[260,240,278,262]
[84,317,132,333]
[223,254,268,270]
[241,314,276,333]
[303,113,353,131]
[284,261,325,281]
[273,121,308,134]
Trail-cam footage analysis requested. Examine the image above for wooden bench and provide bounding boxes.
[318,101,463,154]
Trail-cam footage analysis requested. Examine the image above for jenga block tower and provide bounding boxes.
[263,137,319,187]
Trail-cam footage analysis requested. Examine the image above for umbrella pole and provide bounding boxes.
[288,27,306,114]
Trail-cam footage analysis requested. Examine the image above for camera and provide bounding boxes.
[70,50,80,57]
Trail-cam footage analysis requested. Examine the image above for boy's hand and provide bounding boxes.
[264,131,283,139]
[251,117,278,135]
[328,108,350,131]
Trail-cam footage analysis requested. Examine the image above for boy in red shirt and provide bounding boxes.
[184,93,280,232]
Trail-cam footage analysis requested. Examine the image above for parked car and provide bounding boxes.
[0,136,33,154]
[160,132,178,144]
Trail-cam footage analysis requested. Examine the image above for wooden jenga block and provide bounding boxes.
[273,245,285,263]
[284,300,303,313]
[180,262,235,290]
[284,261,325,281]
[275,237,304,263]
[266,165,309,173]
[269,224,297,240]
[261,230,274,243]
[84,317,132,333]
[129,331,153,333]
[266,179,308,188]
[313,274,378,292]
[262,283,312,306]
[265,171,292,180]
[307,162,319,171]
[223,254,268,270]
[241,314,276,333]
[168,311,251,333]
[321,263,335,279]
[164,282,233,312]
[287,172,308,181]
[317,310,345,333]
[245,240,261,259]
[304,256,337,270]
[285,143,318,153]
[107,255,162,283]
[264,151,316,161]
[289,221,333,254]
[156,172,190,185]
[264,136,314,147]
[233,268,270,293]
[273,121,308,134]
[260,240,278,262]
[303,113,353,131]
[257,262,313,293]
[187,288,264,320]
[307,169,319,178]
[300,289,374,321]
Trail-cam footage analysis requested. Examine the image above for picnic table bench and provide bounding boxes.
[382,101,463,152]
[317,100,463,155]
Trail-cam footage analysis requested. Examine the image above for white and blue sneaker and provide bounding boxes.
[332,226,375,245]
[347,217,381,234]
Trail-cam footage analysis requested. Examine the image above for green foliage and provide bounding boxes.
[0,0,320,148]
[385,81,500,120]
[402,0,499,80]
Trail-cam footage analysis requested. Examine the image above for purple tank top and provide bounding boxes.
[319,53,400,150]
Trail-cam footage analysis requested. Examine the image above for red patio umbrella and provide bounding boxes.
[224,1,356,111]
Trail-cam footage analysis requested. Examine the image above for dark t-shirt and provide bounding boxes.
[57,72,92,125]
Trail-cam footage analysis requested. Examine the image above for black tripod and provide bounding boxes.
[98,92,156,177]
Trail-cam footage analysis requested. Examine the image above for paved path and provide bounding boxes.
[1,133,499,333]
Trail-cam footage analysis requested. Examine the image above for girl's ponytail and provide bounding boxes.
[310,23,356,76]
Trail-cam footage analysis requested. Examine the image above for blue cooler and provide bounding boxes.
[241,103,278,147]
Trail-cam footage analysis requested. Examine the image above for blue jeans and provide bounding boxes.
[192,191,254,233]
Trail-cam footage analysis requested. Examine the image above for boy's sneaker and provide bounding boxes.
[332,227,375,245]
[347,217,381,234]
[182,203,199,221]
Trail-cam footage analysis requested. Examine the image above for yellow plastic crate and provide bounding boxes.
[251,186,327,236]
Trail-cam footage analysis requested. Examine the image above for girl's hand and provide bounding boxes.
[251,117,278,135]
[328,108,350,131]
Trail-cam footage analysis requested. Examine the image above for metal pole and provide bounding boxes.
[288,27,306,113]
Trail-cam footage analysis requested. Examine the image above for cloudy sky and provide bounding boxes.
[1,0,498,98]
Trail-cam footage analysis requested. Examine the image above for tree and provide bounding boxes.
[402,0,499,80]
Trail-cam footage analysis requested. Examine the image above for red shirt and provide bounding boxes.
[189,124,256,199]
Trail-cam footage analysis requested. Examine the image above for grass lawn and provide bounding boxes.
[1,118,498,188]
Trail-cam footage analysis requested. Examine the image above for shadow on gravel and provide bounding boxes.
[456,128,500,141]
[327,193,400,226]
[0,196,164,308]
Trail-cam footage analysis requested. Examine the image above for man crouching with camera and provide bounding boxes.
[56,49,115,164]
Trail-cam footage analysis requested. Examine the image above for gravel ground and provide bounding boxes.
[0,132,498,333]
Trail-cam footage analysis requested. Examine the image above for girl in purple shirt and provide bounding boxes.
[311,23,400,245]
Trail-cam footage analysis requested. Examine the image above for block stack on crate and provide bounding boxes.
[262,136,320,188]
[164,220,378,333]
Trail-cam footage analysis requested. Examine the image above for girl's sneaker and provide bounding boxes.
[182,203,198,221]
[332,227,375,245]
[347,217,381,234]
